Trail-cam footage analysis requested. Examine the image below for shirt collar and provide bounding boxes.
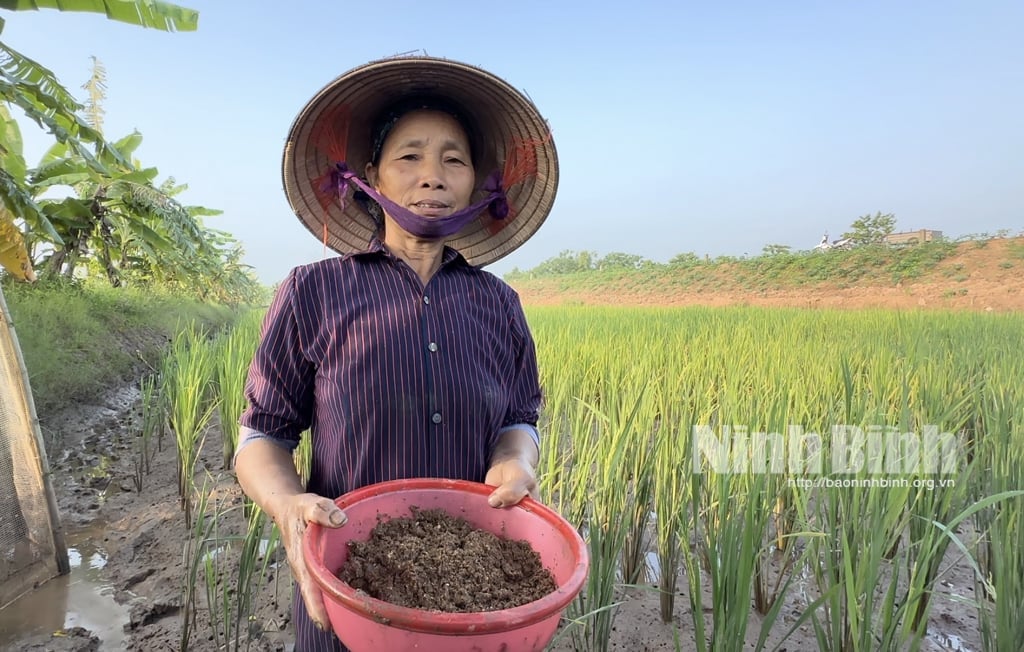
[348,237,469,269]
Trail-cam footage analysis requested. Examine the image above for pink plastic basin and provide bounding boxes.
[304,478,588,652]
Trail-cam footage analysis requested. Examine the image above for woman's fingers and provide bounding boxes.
[307,497,348,527]
[485,459,538,508]
[278,494,348,631]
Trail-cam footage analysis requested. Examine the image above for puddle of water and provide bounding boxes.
[0,533,132,650]
[645,551,662,583]
[927,631,974,652]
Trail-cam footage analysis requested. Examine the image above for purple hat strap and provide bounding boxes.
[323,163,509,240]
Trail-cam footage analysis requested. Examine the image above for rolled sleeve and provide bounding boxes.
[495,292,542,451]
[239,269,316,447]
[232,426,301,468]
[499,423,540,449]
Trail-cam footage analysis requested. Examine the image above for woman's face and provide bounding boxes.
[366,110,476,221]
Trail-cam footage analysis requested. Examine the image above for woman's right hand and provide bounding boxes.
[274,493,349,631]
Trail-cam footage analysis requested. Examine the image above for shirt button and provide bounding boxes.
[423,295,430,305]
[431,412,442,424]
[428,342,438,352]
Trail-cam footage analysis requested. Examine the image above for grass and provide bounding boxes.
[1,276,236,427]
[506,238,990,297]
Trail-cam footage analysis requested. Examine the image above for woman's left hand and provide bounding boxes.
[485,456,539,508]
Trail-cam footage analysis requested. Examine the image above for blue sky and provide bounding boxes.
[4,1,1022,285]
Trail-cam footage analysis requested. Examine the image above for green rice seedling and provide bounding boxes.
[293,430,312,487]
[150,355,173,455]
[685,469,782,651]
[514,304,1024,650]
[899,371,978,639]
[558,395,612,650]
[920,491,1024,652]
[201,502,236,651]
[751,416,809,619]
[620,415,657,586]
[973,377,1024,652]
[802,399,886,649]
[189,474,248,652]
[538,374,601,527]
[684,383,801,650]
[568,375,651,652]
[801,360,952,651]
[651,382,693,623]
[803,474,914,651]
[682,314,802,643]
[164,323,221,528]
[180,468,278,652]
[213,310,261,469]
[535,364,575,509]
[132,373,161,492]
[530,306,607,527]
[181,473,214,651]
[223,501,278,651]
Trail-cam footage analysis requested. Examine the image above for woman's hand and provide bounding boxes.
[274,493,348,631]
[486,426,540,507]
[485,455,539,507]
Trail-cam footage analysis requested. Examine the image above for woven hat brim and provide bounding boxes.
[282,57,558,267]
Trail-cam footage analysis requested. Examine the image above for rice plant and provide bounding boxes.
[132,372,162,492]
[527,307,1003,649]
[194,304,1024,651]
[181,473,215,651]
[163,322,220,528]
[293,431,312,487]
[213,310,261,469]
[973,371,1024,652]
[651,382,693,623]
[230,504,282,650]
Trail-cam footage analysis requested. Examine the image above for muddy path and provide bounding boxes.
[2,382,290,652]
[1,380,986,651]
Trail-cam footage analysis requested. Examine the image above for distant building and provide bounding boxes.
[883,229,943,246]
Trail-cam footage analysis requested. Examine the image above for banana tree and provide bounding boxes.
[0,103,38,280]
[32,139,260,300]
[0,0,198,280]
[31,131,215,285]
[0,0,198,32]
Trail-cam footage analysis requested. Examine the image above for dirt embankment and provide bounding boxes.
[510,237,1024,312]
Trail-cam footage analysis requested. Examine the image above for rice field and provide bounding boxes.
[160,304,1024,651]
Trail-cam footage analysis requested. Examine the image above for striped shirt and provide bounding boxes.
[238,238,542,652]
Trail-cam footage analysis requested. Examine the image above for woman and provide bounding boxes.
[233,56,558,651]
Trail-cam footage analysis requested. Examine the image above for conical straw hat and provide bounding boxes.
[282,56,558,267]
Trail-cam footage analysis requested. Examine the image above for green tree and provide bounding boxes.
[0,0,198,279]
[532,250,595,276]
[0,1,197,31]
[597,252,645,270]
[668,251,701,267]
[762,244,792,256]
[32,132,204,282]
[0,104,36,279]
[843,211,897,246]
